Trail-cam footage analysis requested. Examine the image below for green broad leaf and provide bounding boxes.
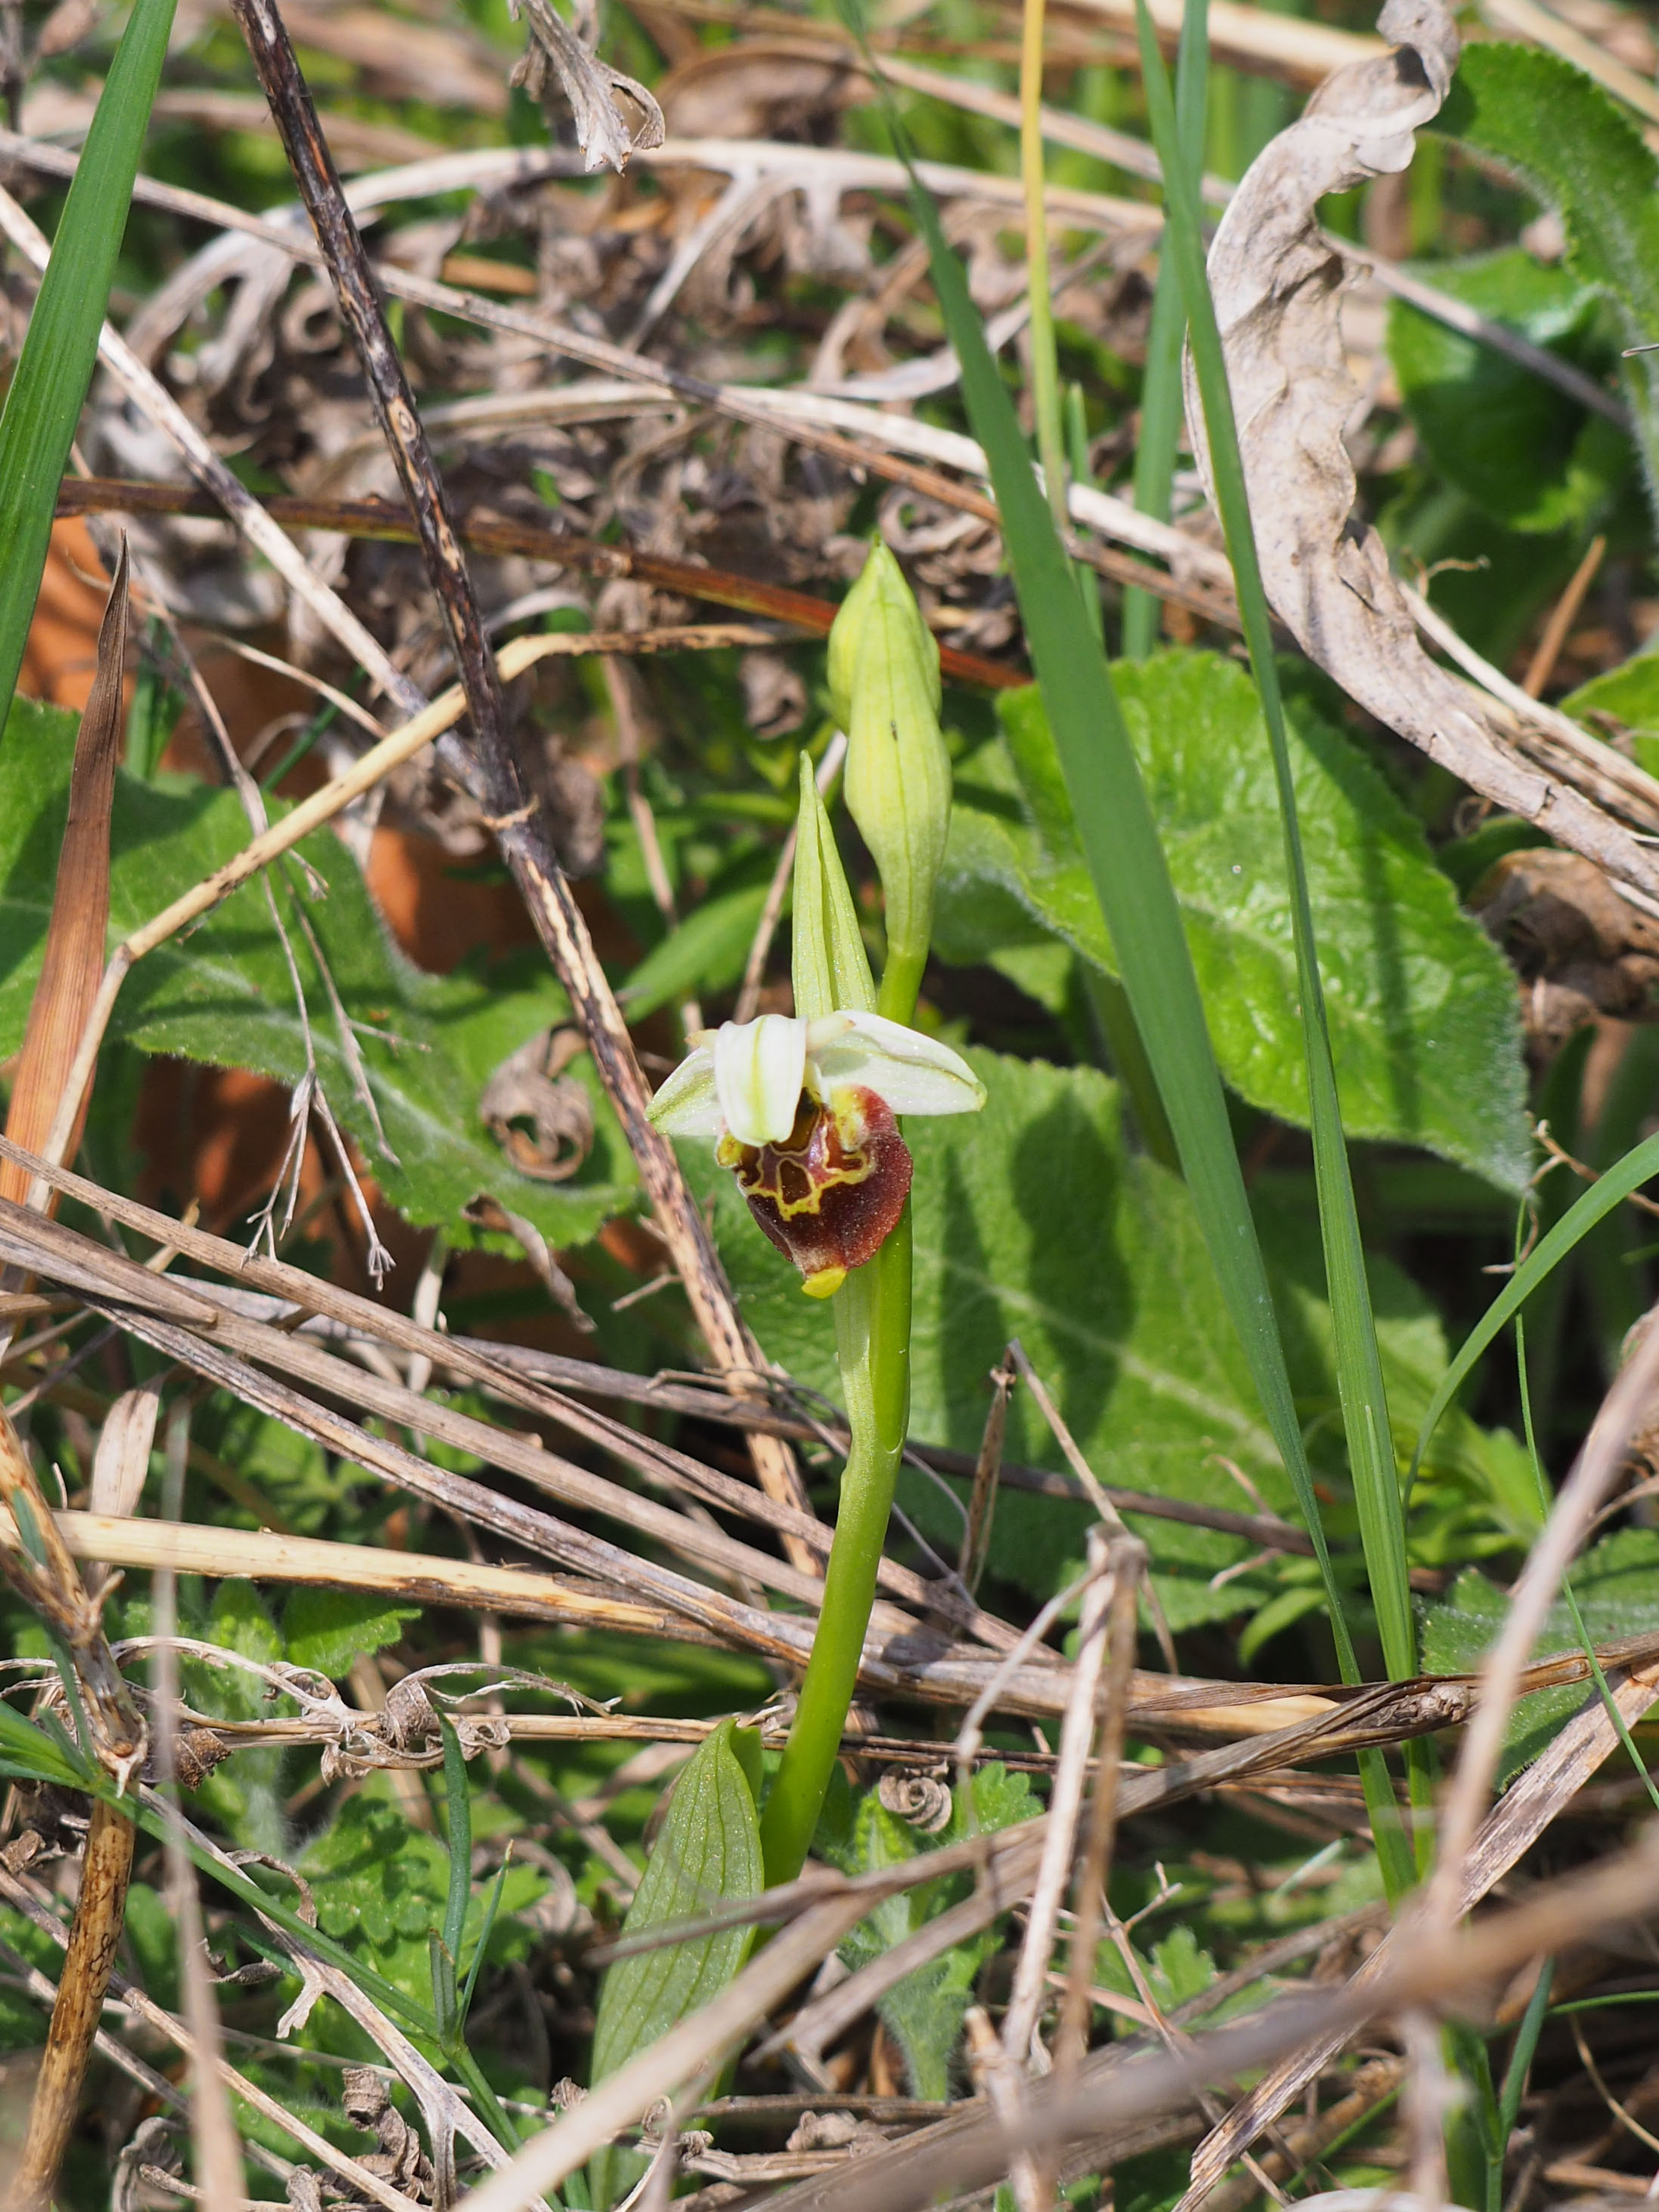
[283,1589,422,1679]
[1562,651,1659,782]
[933,656,1530,1193]
[0,699,637,1249]
[0,0,176,728]
[828,1765,1040,2099]
[617,878,772,1021]
[1386,250,1630,534]
[1433,43,1659,504]
[698,1049,1459,1629]
[588,1719,763,2206]
[1422,1530,1659,1781]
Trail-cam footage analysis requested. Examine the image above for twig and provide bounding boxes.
[1523,533,1607,699]
[1001,1530,1115,2070]
[0,1406,144,2206]
[1057,1539,1146,2066]
[54,479,1019,691]
[151,1401,243,2203]
[1174,1660,1659,2210]
[227,0,817,1546]
[959,1353,1014,1595]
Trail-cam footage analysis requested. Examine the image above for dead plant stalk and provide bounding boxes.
[227,0,817,1549]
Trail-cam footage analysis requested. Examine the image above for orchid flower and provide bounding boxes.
[648,1009,985,1297]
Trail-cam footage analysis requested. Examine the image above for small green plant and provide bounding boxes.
[648,544,986,1884]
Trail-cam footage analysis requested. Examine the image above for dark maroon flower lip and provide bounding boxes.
[717,1085,913,1295]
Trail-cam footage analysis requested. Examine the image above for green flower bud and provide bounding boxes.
[791,750,875,1026]
[828,543,950,1025]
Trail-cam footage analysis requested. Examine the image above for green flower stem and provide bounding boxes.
[760,1211,912,1887]
[876,948,927,1029]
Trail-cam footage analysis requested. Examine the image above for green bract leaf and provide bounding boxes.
[588,1719,763,2204]
[1433,42,1659,503]
[1388,250,1628,534]
[698,1049,1462,1629]
[0,701,637,1248]
[0,0,176,727]
[933,656,1530,1191]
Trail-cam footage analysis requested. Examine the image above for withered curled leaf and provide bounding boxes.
[478,1027,595,1183]
[509,0,665,175]
[1185,0,1659,911]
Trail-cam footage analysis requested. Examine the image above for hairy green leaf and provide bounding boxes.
[1387,250,1630,534]
[1433,43,1659,506]
[0,0,176,727]
[282,1588,421,1679]
[1422,1531,1659,1781]
[302,1790,546,2015]
[588,1719,763,2204]
[0,700,637,1249]
[1562,651,1659,781]
[826,1765,1040,2099]
[934,656,1529,1191]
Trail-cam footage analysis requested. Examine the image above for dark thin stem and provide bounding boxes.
[11,1798,136,2210]
[227,0,812,1531]
[55,478,1027,692]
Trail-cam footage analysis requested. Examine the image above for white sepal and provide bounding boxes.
[645,1045,723,1137]
[808,1010,985,1118]
[714,1014,808,1147]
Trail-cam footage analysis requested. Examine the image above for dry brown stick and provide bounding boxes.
[1523,534,1607,700]
[227,0,817,1549]
[0,1418,144,2210]
[757,1824,1659,2212]
[1057,1538,1147,2066]
[1001,1529,1116,2069]
[472,1823,1659,2212]
[54,477,1024,690]
[1173,1661,1659,2212]
[0,1132,1315,1628]
[1187,2056,1407,2212]
[0,1187,1018,1657]
[10,1800,138,2211]
[1425,1299,1659,1932]
[0,543,128,1215]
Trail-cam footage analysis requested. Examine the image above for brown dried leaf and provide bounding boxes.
[509,0,664,174]
[1472,847,1659,1048]
[1187,0,1659,909]
[478,1027,596,1183]
[0,540,129,1210]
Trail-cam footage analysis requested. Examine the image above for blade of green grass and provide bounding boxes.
[841,6,1388,1787]
[1122,0,1209,659]
[1134,2,1414,1707]
[1411,1127,1659,1484]
[0,0,177,729]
